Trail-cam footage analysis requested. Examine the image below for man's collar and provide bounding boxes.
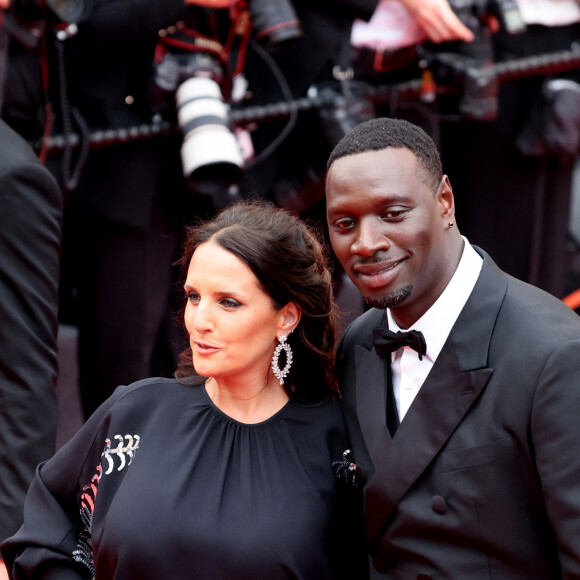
[387,237,483,362]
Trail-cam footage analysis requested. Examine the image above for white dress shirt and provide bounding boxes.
[387,238,483,421]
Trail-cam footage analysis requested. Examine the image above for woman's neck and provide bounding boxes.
[205,375,290,424]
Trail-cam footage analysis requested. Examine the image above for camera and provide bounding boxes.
[425,0,525,120]
[152,49,244,197]
[248,0,302,47]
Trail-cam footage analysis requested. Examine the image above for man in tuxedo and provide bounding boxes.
[0,119,61,579]
[325,117,580,578]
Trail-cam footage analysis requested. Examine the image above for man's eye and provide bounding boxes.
[334,218,356,230]
[383,207,408,220]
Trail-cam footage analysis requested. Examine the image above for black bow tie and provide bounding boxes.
[372,327,427,360]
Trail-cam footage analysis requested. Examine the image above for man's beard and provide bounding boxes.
[363,285,412,310]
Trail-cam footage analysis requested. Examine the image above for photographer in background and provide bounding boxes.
[439,4,580,299]
[2,0,216,420]
[351,0,580,299]
[0,117,61,580]
[2,0,376,419]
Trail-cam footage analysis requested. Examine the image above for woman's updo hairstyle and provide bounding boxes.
[175,200,339,401]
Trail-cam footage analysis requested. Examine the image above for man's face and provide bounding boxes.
[326,147,455,328]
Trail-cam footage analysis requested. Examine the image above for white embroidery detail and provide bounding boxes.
[101,434,140,475]
[72,434,141,578]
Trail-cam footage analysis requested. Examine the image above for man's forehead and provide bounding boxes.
[327,150,420,193]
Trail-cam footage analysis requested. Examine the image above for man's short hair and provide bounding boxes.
[327,117,443,193]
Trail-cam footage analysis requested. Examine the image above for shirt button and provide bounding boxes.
[431,495,447,514]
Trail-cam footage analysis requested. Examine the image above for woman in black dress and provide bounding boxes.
[1,201,367,579]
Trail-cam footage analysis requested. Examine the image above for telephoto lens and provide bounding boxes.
[176,75,244,194]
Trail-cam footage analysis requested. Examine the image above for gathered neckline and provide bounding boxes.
[201,383,293,427]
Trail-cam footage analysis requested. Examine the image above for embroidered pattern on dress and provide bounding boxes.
[72,434,140,577]
[332,449,366,488]
[72,465,101,577]
[102,434,141,474]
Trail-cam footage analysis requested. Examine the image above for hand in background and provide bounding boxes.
[400,0,475,43]
[0,561,9,580]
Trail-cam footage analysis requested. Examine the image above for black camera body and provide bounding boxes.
[248,0,302,47]
[425,0,526,120]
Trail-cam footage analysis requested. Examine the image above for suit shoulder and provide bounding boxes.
[0,121,41,168]
[503,277,580,340]
[339,308,384,354]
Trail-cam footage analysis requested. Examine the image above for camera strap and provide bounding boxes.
[154,8,252,102]
[224,4,252,78]
[0,1,10,112]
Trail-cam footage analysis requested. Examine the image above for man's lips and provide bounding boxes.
[352,259,405,289]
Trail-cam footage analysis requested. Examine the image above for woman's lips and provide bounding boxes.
[193,341,221,355]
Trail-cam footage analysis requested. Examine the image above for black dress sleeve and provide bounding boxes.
[1,386,133,579]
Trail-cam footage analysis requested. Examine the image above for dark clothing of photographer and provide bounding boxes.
[439,21,580,299]
[2,0,213,419]
[238,0,377,212]
[0,118,60,546]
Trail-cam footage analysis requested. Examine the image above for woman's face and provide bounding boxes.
[184,241,290,386]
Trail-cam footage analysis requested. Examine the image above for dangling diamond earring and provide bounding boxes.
[272,334,293,385]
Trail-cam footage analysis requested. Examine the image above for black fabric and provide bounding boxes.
[386,365,399,437]
[1,378,368,579]
[0,119,61,543]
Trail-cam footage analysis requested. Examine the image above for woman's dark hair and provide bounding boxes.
[175,200,339,402]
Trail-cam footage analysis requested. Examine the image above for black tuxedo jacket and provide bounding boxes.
[0,119,61,542]
[338,248,580,579]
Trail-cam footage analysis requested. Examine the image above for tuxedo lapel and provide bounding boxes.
[362,249,507,545]
[355,344,392,465]
[364,347,493,542]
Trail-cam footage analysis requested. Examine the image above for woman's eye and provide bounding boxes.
[187,292,200,304]
[220,298,242,309]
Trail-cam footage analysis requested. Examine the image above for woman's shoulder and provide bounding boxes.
[285,395,347,430]
[91,377,206,420]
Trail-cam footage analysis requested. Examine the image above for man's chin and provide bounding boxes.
[363,285,412,310]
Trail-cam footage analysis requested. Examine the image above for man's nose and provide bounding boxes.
[352,218,390,256]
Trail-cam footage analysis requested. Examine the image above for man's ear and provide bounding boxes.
[278,302,302,337]
[437,175,455,221]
